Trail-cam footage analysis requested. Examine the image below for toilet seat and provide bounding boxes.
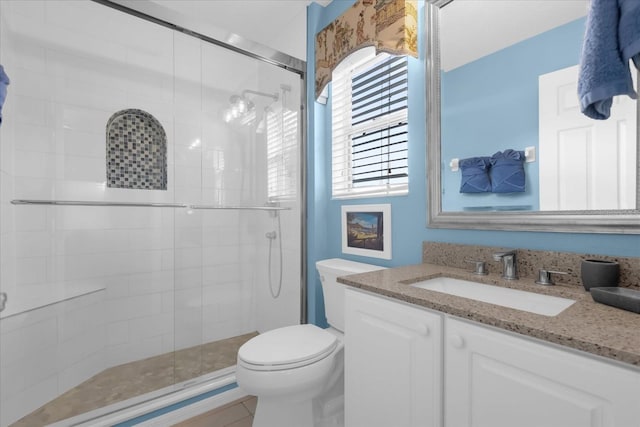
[238,324,338,371]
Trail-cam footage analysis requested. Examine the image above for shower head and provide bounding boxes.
[223,95,254,123]
[231,95,253,113]
[223,89,278,124]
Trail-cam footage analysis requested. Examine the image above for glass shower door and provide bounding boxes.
[0,2,181,425]
[0,1,303,426]
[170,31,303,387]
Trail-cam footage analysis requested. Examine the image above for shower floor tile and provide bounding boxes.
[10,332,258,427]
[173,395,257,427]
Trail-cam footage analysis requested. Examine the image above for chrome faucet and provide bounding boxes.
[493,249,518,280]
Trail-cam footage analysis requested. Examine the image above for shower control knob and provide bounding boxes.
[265,231,277,239]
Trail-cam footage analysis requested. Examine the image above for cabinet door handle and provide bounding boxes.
[414,323,430,336]
[449,334,465,349]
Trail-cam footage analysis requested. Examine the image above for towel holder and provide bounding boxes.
[450,146,536,172]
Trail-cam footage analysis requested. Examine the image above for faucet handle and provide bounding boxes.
[465,259,488,275]
[492,249,516,261]
[535,268,568,286]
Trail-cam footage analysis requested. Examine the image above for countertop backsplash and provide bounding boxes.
[422,241,639,290]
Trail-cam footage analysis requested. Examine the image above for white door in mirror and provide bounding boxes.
[539,64,637,210]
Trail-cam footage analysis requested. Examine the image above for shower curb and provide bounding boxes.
[48,368,242,427]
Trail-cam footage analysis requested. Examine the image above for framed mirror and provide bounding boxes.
[426,0,640,233]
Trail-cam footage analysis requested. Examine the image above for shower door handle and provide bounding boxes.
[0,292,6,313]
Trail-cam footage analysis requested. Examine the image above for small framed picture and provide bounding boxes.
[341,204,391,260]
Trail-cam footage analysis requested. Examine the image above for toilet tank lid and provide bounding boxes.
[316,258,386,276]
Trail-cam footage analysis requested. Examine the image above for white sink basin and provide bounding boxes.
[411,277,575,316]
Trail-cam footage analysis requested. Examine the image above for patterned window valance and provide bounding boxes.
[315,0,418,100]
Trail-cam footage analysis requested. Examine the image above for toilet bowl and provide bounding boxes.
[237,325,343,427]
[236,258,385,427]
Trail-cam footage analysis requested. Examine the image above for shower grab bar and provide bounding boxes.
[190,205,290,211]
[10,199,290,211]
[11,200,189,208]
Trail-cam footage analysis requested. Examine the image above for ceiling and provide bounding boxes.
[440,0,588,71]
[144,1,587,68]
[147,0,331,60]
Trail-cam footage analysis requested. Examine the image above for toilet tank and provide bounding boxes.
[316,258,386,332]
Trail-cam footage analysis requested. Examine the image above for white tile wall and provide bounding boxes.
[0,0,301,425]
[0,291,106,427]
[107,320,130,347]
[2,376,58,427]
[58,350,105,393]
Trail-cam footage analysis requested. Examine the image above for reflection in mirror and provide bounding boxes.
[426,0,640,233]
[440,0,636,212]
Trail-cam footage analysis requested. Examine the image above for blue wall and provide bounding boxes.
[441,18,585,211]
[306,2,639,327]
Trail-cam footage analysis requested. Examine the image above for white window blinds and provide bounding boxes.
[267,107,298,200]
[332,53,409,199]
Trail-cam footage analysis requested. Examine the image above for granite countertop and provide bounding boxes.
[338,263,640,368]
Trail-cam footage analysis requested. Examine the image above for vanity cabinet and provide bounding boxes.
[344,289,443,427]
[345,289,640,427]
[445,317,640,427]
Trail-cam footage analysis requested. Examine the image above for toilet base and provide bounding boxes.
[253,397,314,427]
[250,368,344,427]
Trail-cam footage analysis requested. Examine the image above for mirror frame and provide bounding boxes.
[426,1,640,234]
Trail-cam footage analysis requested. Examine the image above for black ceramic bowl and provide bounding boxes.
[581,259,619,291]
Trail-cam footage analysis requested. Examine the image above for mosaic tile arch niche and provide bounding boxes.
[106,109,168,190]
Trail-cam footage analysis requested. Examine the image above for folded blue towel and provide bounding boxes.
[578,0,637,120]
[489,150,526,193]
[459,157,491,193]
[0,65,9,125]
[619,0,640,66]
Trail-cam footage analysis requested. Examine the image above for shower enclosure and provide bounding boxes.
[0,1,304,425]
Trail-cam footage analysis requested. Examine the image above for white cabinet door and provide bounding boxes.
[445,317,640,427]
[345,289,442,427]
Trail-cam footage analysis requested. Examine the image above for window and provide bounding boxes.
[267,106,299,201]
[332,53,409,199]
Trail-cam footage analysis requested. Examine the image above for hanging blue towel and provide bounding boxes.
[578,0,638,120]
[489,150,526,193]
[0,65,9,125]
[459,157,491,193]
[619,0,640,67]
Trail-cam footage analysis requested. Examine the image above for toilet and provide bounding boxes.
[236,258,385,427]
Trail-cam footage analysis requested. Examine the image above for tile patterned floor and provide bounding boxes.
[173,395,257,427]
[11,332,258,427]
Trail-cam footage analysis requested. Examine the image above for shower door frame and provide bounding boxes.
[92,0,308,324]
